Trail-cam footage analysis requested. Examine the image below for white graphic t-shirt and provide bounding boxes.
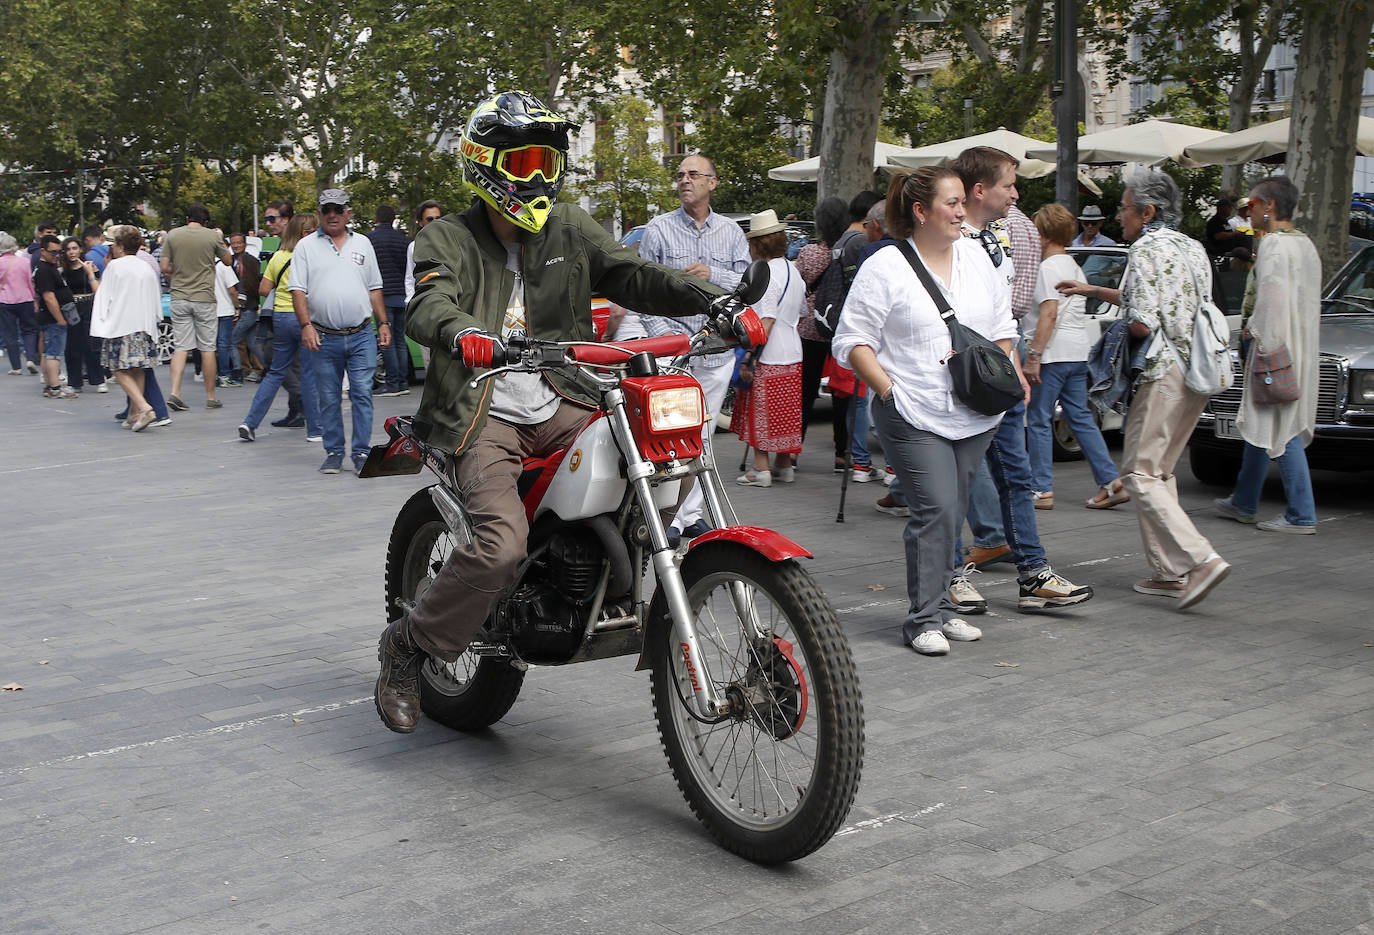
[488,242,559,424]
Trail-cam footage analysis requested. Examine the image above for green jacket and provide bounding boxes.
[407,201,724,455]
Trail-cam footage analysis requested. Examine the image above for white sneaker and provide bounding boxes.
[948,563,986,615]
[736,470,771,487]
[775,466,795,483]
[941,617,983,641]
[1257,516,1316,535]
[96,381,109,393]
[851,465,879,483]
[193,373,204,383]
[910,631,950,655]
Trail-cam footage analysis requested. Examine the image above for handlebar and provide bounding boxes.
[565,334,691,365]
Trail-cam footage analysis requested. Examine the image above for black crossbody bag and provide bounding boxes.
[894,241,1022,416]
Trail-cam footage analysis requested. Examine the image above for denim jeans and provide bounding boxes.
[379,303,409,391]
[850,391,872,466]
[313,328,377,457]
[231,309,259,377]
[985,397,1049,578]
[1027,360,1120,490]
[952,462,1008,564]
[41,321,67,359]
[1230,437,1317,527]
[243,313,320,432]
[873,393,996,642]
[0,301,39,368]
[215,317,240,377]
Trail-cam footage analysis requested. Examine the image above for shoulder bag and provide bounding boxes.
[894,241,1022,416]
[1250,342,1300,405]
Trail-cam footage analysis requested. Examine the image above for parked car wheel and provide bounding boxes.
[1188,442,1241,487]
[1050,405,1085,462]
[156,320,175,364]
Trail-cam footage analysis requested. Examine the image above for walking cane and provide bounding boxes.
[835,386,860,522]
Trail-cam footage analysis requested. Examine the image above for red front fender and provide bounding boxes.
[687,525,812,561]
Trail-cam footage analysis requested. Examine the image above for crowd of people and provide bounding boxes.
[1,91,1323,681]
[0,195,439,472]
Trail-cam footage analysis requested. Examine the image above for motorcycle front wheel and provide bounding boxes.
[385,486,525,731]
[649,544,864,863]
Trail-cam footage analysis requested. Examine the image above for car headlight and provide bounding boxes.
[1351,371,1374,406]
[647,386,704,431]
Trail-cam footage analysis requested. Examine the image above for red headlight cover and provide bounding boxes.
[620,374,705,463]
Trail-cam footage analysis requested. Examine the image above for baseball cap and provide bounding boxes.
[319,188,350,208]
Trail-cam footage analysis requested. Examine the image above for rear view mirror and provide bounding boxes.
[736,259,770,306]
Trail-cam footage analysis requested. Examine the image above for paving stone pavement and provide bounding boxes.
[2,370,1372,935]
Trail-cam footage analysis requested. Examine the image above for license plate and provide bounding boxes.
[1213,415,1241,440]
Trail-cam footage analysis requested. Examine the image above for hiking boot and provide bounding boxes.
[1018,568,1093,611]
[375,617,423,733]
[948,563,986,615]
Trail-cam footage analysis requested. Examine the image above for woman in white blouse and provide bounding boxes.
[833,167,1019,657]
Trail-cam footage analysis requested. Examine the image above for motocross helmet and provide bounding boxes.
[459,90,578,233]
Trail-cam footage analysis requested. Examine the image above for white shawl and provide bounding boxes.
[90,255,162,341]
[1236,230,1321,458]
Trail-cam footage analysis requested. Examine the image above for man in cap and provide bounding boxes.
[1074,205,1116,247]
[291,188,390,474]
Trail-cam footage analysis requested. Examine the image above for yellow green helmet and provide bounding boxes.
[459,91,578,233]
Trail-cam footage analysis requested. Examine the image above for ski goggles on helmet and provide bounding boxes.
[498,145,563,183]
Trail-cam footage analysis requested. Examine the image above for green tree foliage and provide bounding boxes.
[569,97,673,232]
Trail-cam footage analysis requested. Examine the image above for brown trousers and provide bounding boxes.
[1120,365,1218,581]
[407,401,594,661]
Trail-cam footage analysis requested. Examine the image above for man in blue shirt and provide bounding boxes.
[291,188,391,475]
[82,225,110,274]
[365,204,412,396]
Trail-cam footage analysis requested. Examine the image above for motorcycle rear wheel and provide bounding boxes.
[385,486,525,731]
[649,545,864,863]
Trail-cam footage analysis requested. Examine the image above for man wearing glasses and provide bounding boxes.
[33,235,78,398]
[632,154,749,546]
[1074,205,1116,247]
[291,188,389,475]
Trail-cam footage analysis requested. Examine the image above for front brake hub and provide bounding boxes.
[738,637,809,740]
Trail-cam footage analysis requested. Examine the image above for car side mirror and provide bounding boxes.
[736,259,770,306]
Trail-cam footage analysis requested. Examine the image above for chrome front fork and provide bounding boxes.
[692,430,768,642]
[605,391,727,719]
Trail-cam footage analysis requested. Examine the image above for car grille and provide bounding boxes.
[1208,355,1341,421]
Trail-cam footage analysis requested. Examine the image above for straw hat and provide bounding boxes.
[746,209,786,238]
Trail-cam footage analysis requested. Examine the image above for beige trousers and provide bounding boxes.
[407,401,594,660]
[1120,365,1217,581]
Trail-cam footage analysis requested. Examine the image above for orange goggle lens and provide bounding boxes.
[499,145,561,182]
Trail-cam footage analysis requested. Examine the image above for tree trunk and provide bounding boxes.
[1287,0,1374,279]
[816,5,894,202]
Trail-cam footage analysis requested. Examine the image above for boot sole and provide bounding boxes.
[1018,589,1094,612]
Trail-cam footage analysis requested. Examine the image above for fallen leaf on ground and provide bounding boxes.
[994,662,1020,668]
[2,683,22,691]
[292,718,303,724]
[38,660,49,665]
[867,585,886,591]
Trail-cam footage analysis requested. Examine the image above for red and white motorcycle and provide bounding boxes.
[362,262,863,863]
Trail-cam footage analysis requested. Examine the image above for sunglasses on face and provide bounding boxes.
[264,215,279,223]
[674,170,715,182]
[320,204,349,215]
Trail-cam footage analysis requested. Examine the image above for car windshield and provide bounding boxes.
[1073,252,1128,316]
[1325,246,1374,313]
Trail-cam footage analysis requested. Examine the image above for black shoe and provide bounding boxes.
[271,411,305,428]
[375,618,423,733]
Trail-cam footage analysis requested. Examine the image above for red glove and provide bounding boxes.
[454,329,502,367]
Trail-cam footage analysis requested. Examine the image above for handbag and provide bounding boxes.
[1250,342,1300,405]
[61,301,80,326]
[894,241,1022,416]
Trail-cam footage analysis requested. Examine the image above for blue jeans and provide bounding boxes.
[951,462,1008,564]
[41,321,67,359]
[243,313,319,432]
[0,301,39,368]
[1027,360,1120,490]
[850,391,872,466]
[379,303,408,392]
[216,317,239,377]
[985,397,1049,578]
[231,309,259,377]
[313,328,377,457]
[116,368,170,421]
[873,393,996,641]
[1230,437,1317,527]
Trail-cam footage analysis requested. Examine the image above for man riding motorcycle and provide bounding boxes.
[374,90,726,733]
